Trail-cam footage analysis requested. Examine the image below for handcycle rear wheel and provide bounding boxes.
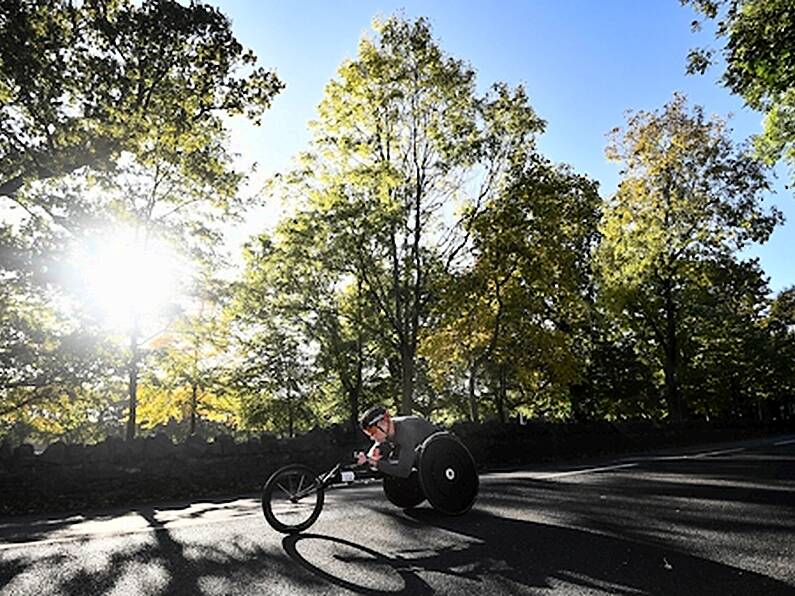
[262,464,325,533]
[418,432,478,515]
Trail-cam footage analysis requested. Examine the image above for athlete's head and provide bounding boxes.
[360,405,393,440]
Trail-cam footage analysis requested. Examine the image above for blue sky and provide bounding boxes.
[216,0,793,294]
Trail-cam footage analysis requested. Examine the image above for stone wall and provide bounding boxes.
[0,426,362,515]
[449,419,793,468]
[1,420,791,515]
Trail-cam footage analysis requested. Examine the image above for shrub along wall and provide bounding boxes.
[1,420,792,515]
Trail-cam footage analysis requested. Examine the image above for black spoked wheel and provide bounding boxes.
[418,432,478,515]
[262,464,325,533]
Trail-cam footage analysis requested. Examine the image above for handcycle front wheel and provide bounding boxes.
[262,464,325,533]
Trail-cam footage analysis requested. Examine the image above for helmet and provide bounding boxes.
[360,405,387,430]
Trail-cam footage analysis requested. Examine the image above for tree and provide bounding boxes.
[95,144,247,440]
[0,193,118,437]
[421,157,601,422]
[230,257,323,438]
[597,94,781,422]
[677,258,773,419]
[266,17,541,415]
[682,0,795,180]
[1,0,283,442]
[231,221,384,434]
[0,0,282,202]
[137,271,235,438]
[764,286,795,418]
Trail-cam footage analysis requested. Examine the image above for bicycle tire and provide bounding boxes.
[262,464,325,533]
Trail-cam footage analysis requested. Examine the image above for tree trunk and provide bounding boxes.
[400,343,414,415]
[496,364,507,423]
[351,333,363,432]
[287,383,294,439]
[349,288,364,432]
[468,361,479,423]
[126,320,140,441]
[663,281,683,424]
[189,383,198,436]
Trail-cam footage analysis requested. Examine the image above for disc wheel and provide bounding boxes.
[382,471,425,509]
[262,464,324,533]
[418,432,478,515]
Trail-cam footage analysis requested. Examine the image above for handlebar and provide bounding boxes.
[319,459,373,489]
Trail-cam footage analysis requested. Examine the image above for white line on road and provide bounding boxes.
[537,462,638,479]
[691,447,746,458]
[774,439,795,446]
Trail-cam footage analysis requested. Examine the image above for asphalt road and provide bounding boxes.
[1,435,794,595]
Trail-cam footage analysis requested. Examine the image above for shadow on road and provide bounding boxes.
[409,508,794,594]
[2,446,793,594]
[0,503,319,595]
[0,493,259,545]
[282,533,434,595]
[279,506,793,595]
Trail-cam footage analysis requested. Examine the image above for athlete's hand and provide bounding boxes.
[366,444,383,467]
[355,451,367,466]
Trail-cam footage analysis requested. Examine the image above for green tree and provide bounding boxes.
[0,0,282,201]
[266,17,542,415]
[682,0,795,180]
[231,295,322,438]
[597,94,781,422]
[677,258,773,419]
[764,286,795,418]
[0,199,118,440]
[422,157,601,422]
[231,223,380,434]
[1,0,283,442]
[137,271,235,438]
[98,148,247,439]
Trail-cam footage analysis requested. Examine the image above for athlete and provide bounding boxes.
[356,405,440,478]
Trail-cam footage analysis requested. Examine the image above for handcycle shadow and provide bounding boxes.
[281,532,434,595]
[282,506,794,595]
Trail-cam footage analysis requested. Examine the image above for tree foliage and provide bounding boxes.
[0,0,281,442]
[0,0,282,201]
[2,9,794,445]
[262,17,552,416]
[598,93,781,421]
[421,157,601,422]
[682,0,795,178]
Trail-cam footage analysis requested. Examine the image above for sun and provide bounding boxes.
[73,228,183,332]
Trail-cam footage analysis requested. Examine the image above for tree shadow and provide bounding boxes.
[275,505,793,595]
[0,494,260,545]
[0,504,317,595]
[392,508,793,595]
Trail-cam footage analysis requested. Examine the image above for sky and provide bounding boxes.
[214,0,794,294]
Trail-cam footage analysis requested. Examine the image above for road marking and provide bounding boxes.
[774,439,795,446]
[538,462,638,479]
[692,448,745,458]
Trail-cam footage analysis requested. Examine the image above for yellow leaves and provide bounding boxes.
[137,381,233,430]
[137,384,184,429]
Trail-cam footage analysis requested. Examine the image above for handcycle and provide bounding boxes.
[261,431,479,533]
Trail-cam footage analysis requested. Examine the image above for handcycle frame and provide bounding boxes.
[320,461,376,488]
[261,431,478,534]
[261,460,377,534]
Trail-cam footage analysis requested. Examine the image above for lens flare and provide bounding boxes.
[73,229,182,331]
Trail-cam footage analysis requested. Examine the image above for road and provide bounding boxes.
[1,435,794,595]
